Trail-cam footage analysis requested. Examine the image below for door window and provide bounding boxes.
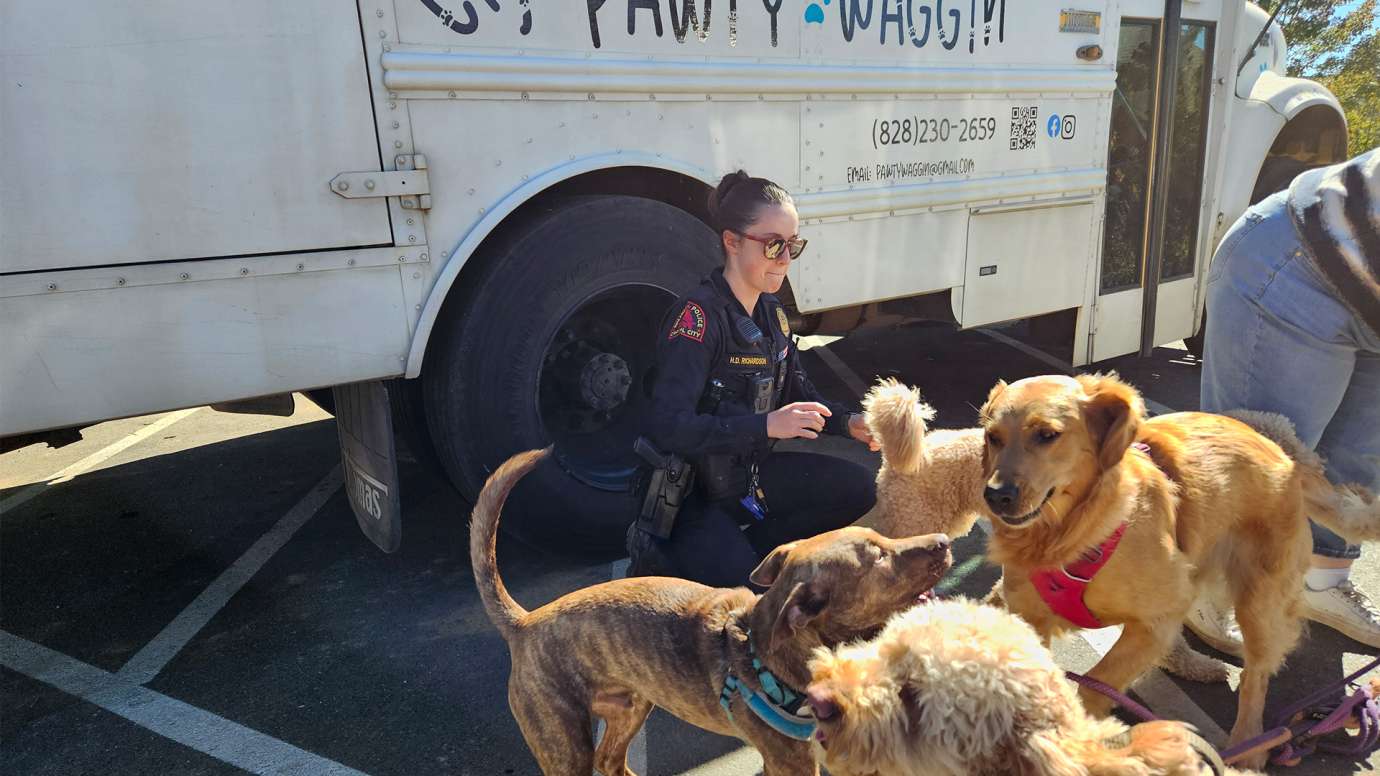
[1161,22,1215,281]
[1101,20,1160,294]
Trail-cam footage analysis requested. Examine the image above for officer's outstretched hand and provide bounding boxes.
[767,402,831,440]
[848,413,881,451]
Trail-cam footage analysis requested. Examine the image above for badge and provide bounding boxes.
[669,301,707,342]
[775,306,791,337]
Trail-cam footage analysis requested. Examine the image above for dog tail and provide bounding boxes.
[1228,409,1380,544]
[862,378,936,475]
[469,448,547,640]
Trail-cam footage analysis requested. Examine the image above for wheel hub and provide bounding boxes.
[579,352,631,411]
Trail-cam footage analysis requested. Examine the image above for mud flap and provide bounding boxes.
[333,380,402,552]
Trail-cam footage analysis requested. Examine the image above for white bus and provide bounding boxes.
[1,0,1348,550]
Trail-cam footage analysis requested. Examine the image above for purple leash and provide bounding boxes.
[1067,654,1380,768]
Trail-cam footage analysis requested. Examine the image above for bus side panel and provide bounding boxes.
[0,257,412,437]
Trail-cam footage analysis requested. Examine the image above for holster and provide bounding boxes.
[634,437,694,540]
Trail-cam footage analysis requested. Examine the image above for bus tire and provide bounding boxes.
[423,195,719,553]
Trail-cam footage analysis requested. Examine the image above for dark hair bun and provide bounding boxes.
[706,170,791,238]
[707,169,752,223]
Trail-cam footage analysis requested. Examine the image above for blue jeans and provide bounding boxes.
[1200,191,1380,560]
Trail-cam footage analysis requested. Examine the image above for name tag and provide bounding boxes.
[728,354,769,367]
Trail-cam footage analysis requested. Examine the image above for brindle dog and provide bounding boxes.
[470,448,952,776]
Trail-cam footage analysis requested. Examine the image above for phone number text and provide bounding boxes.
[871,116,999,149]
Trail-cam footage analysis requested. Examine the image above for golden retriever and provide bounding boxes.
[976,373,1380,767]
[805,598,1255,776]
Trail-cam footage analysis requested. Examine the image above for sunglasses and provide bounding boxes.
[739,232,808,261]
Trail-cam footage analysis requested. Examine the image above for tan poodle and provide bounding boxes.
[805,598,1256,776]
[860,378,987,541]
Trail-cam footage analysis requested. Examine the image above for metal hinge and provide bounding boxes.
[330,154,431,210]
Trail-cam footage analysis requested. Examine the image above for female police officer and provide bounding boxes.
[627,170,879,587]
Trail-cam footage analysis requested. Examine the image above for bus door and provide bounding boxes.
[1090,5,1216,361]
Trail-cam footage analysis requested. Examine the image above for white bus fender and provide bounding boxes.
[403,153,716,378]
[1215,73,1346,245]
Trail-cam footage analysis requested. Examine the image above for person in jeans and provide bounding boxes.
[1190,148,1380,652]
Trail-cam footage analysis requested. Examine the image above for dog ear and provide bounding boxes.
[978,380,1008,426]
[1077,374,1144,470]
[769,582,828,652]
[748,542,798,587]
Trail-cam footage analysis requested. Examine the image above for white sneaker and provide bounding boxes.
[1304,581,1380,649]
[1184,596,1244,658]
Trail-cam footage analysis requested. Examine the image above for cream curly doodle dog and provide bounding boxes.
[804,598,1260,776]
[469,448,953,776]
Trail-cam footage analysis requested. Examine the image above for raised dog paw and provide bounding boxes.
[1159,635,1231,684]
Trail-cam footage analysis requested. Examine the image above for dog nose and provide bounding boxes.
[806,688,840,722]
[984,482,1020,511]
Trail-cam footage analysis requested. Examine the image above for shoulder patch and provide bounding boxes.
[775,306,791,337]
[669,300,707,343]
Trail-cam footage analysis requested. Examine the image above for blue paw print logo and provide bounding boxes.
[805,0,830,24]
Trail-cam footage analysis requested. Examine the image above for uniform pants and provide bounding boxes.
[664,451,876,588]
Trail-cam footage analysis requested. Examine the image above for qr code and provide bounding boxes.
[1009,106,1037,151]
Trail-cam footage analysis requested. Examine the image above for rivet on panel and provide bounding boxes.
[180,272,191,280]
[408,235,417,243]
[47,282,57,291]
[399,255,407,262]
[116,278,126,286]
[295,264,304,272]
[240,268,250,276]
[394,140,404,149]
[365,179,376,190]
[378,30,387,38]
[420,253,429,262]
[391,120,400,129]
[412,272,421,279]
[406,217,415,225]
[347,259,357,266]
[376,9,384,17]
[449,91,457,98]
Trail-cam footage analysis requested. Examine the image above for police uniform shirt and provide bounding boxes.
[649,268,850,459]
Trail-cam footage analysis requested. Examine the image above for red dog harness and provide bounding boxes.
[1028,521,1129,629]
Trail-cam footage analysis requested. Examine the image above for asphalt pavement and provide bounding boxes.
[2,320,1375,775]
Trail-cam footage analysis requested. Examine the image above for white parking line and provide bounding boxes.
[0,408,201,516]
[117,466,343,685]
[811,336,1227,742]
[976,328,1177,416]
[807,342,872,399]
[1,629,371,776]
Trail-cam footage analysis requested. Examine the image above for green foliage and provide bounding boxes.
[1280,0,1380,153]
